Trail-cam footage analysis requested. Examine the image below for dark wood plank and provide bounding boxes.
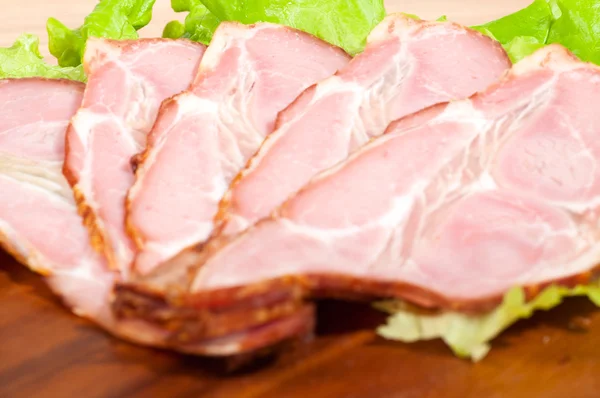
[2,249,600,398]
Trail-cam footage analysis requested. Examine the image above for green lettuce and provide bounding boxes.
[473,0,600,63]
[0,34,85,81]
[376,282,600,361]
[164,0,386,55]
[47,0,156,67]
[163,0,220,44]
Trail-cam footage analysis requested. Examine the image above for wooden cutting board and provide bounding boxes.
[3,251,600,398]
[4,1,600,397]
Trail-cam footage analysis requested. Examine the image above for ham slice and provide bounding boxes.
[114,44,600,350]
[0,78,168,347]
[125,22,350,275]
[0,77,307,357]
[215,14,511,238]
[63,38,206,274]
[0,79,87,277]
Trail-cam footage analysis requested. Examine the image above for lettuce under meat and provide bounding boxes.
[376,283,600,361]
[164,0,385,55]
[47,0,156,67]
[0,34,85,81]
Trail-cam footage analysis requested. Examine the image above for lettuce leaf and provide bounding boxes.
[0,34,85,81]
[376,282,600,361]
[473,0,600,63]
[163,0,221,44]
[165,0,386,55]
[47,0,157,67]
[548,0,600,63]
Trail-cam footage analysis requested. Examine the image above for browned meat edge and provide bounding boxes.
[178,304,315,356]
[114,264,600,349]
[114,278,305,341]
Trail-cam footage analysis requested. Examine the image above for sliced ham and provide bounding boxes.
[0,79,87,277]
[0,78,167,346]
[0,77,306,357]
[112,15,510,344]
[63,38,206,274]
[115,44,600,350]
[215,14,511,238]
[125,22,350,275]
[193,44,600,305]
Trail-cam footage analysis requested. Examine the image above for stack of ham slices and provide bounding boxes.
[4,13,599,358]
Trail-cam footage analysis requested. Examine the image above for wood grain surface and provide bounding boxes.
[5,1,600,397]
[3,249,600,398]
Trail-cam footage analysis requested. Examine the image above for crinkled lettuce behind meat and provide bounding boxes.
[47,0,157,67]
[0,0,157,81]
[164,0,386,55]
[0,34,85,81]
[473,0,600,63]
[163,0,220,44]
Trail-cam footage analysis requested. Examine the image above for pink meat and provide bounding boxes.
[215,14,511,238]
[187,44,600,309]
[0,79,87,275]
[63,38,206,274]
[126,22,350,275]
[0,78,167,345]
[0,78,303,357]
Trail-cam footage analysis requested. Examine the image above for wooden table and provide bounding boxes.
[5,1,600,397]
